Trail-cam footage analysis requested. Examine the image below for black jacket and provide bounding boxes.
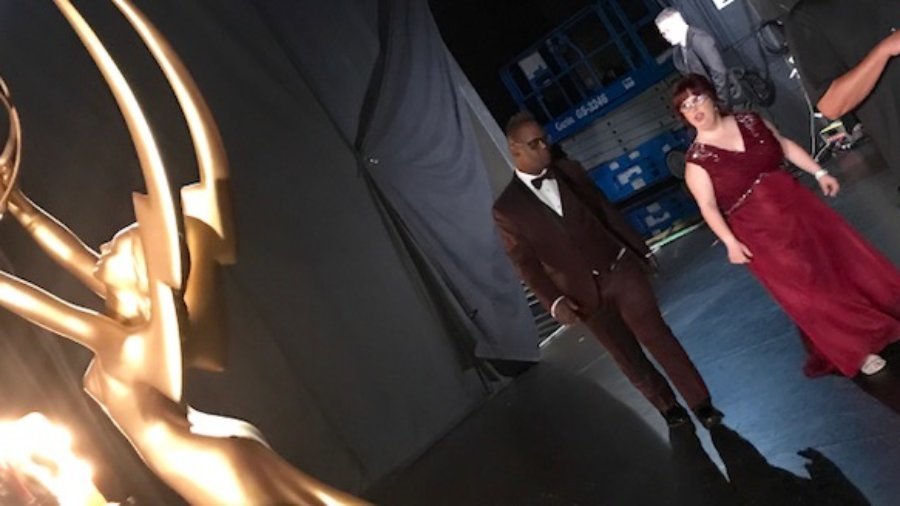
[673,27,730,105]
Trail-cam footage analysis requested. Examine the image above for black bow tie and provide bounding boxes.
[531,170,554,190]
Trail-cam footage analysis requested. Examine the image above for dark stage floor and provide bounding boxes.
[367,141,900,505]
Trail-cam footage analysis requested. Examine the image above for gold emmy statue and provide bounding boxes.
[0,1,369,504]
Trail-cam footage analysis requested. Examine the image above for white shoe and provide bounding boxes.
[860,354,887,376]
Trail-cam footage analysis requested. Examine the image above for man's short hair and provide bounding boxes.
[505,111,538,139]
[654,7,681,26]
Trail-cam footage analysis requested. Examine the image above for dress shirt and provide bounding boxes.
[515,168,563,216]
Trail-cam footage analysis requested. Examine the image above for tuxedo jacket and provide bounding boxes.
[492,159,650,315]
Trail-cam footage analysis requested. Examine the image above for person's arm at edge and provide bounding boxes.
[816,31,900,119]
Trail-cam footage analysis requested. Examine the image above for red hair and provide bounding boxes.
[671,74,728,124]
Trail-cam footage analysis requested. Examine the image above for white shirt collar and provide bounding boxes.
[513,167,563,216]
[515,167,548,185]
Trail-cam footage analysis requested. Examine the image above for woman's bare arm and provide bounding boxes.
[685,162,753,264]
[763,119,840,197]
[685,163,738,245]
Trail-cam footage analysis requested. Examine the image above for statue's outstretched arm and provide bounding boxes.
[6,189,106,297]
[0,74,105,298]
[0,270,123,352]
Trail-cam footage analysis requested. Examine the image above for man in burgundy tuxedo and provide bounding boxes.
[493,112,722,429]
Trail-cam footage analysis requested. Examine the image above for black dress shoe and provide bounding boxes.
[662,404,690,427]
[693,404,724,429]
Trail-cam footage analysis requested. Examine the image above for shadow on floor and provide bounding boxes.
[367,363,681,505]
[367,361,871,505]
[671,423,871,506]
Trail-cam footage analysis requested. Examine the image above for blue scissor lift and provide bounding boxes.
[500,0,701,243]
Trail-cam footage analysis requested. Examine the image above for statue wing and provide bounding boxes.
[54,0,184,401]
[110,0,237,371]
[110,0,236,263]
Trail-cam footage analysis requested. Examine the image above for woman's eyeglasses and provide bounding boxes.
[680,94,709,112]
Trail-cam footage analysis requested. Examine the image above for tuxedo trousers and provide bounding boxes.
[580,257,710,411]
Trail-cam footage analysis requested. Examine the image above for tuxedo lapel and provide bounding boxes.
[553,170,578,218]
[510,176,563,225]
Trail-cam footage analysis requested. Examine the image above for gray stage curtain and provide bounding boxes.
[0,0,536,499]
[250,0,538,361]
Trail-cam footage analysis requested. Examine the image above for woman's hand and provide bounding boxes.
[725,239,753,264]
[817,174,840,197]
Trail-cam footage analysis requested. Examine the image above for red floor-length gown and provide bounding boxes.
[687,112,900,377]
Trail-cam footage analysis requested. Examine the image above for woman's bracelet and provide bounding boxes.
[813,169,829,181]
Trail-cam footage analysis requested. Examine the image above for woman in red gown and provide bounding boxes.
[676,74,900,378]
